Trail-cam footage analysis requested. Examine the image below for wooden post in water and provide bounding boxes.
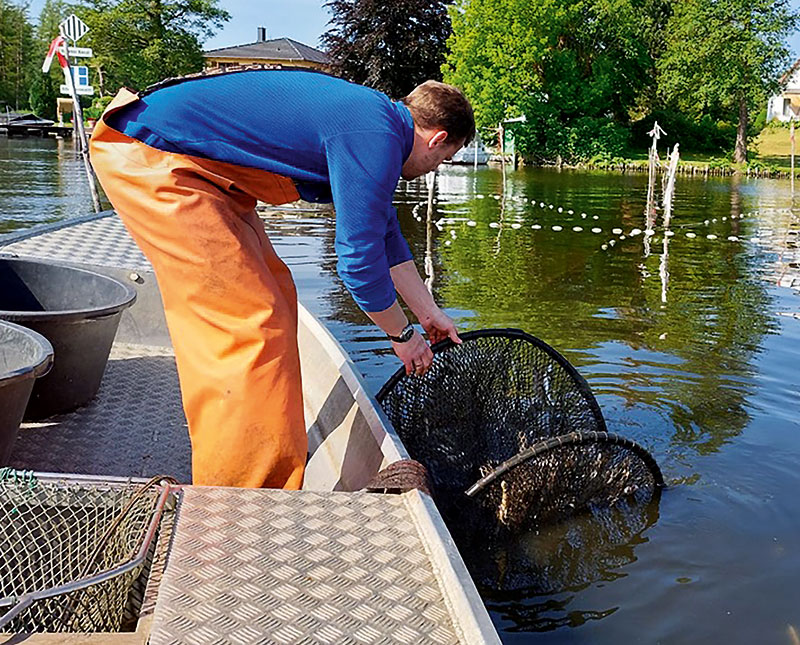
[643,121,665,259]
[791,118,795,198]
[646,121,665,220]
[498,122,506,189]
[663,143,680,226]
[424,171,436,294]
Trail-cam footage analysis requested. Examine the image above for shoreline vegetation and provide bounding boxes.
[518,157,799,179]
[492,122,800,180]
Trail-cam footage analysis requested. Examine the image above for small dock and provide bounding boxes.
[0,123,73,138]
[0,113,73,138]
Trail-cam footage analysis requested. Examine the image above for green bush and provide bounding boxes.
[571,118,630,160]
[751,108,768,134]
[28,74,59,121]
[84,95,114,120]
[514,104,631,164]
[631,111,736,154]
[747,159,779,173]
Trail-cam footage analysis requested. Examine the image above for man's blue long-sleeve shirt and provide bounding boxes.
[108,69,415,312]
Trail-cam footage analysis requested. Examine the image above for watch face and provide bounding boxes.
[400,325,414,342]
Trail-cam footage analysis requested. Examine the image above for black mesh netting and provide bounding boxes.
[377,330,607,496]
[377,329,663,593]
[467,431,662,531]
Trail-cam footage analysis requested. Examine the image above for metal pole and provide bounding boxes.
[60,33,101,213]
[498,123,506,191]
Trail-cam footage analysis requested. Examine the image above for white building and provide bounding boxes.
[767,59,800,122]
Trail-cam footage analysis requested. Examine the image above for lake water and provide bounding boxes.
[2,137,800,643]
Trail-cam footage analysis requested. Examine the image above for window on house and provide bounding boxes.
[784,98,792,117]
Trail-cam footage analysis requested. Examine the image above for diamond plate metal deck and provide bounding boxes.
[8,343,192,483]
[150,487,467,645]
[1,213,151,271]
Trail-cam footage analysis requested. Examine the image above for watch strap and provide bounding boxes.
[387,323,414,343]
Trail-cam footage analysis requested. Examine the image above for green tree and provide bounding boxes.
[657,0,798,163]
[322,0,451,99]
[30,0,69,119]
[74,0,230,94]
[0,0,36,112]
[443,0,660,163]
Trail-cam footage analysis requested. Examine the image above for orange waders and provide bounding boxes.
[90,89,307,489]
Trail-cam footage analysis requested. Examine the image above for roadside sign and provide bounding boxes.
[60,14,89,42]
[72,66,90,87]
[60,85,94,96]
[67,47,93,58]
[60,66,93,95]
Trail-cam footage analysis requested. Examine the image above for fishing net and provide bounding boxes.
[466,431,662,531]
[377,329,608,498]
[0,470,173,633]
[377,329,663,592]
[461,490,660,594]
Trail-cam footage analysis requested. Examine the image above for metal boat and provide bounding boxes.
[0,212,500,643]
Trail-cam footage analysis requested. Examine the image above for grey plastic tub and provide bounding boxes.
[0,320,53,463]
[0,258,136,420]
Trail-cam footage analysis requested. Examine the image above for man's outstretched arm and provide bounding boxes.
[390,260,461,346]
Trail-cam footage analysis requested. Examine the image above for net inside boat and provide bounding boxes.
[0,470,169,633]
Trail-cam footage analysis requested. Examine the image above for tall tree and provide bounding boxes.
[322,0,451,98]
[0,0,36,112]
[30,0,68,119]
[74,0,230,94]
[443,0,659,163]
[657,0,798,163]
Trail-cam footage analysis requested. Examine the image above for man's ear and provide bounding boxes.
[427,130,449,149]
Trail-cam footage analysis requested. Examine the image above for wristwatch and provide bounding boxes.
[387,323,415,343]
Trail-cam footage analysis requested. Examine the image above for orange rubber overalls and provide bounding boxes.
[90,88,307,489]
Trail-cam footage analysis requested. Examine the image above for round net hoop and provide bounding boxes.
[466,430,664,531]
[377,329,608,500]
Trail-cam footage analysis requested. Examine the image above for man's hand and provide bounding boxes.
[392,330,434,376]
[419,305,462,346]
[390,261,462,346]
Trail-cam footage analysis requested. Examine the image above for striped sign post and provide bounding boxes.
[55,14,100,213]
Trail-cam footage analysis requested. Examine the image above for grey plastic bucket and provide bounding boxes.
[0,320,53,463]
[0,258,137,420]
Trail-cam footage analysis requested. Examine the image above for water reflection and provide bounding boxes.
[393,167,798,641]
[478,497,660,632]
[0,136,104,237]
[432,167,776,461]
[3,146,800,643]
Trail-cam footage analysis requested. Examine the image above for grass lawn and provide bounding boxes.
[621,127,798,173]
[752,126,794,168]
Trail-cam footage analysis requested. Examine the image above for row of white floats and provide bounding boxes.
[406,199,795,249]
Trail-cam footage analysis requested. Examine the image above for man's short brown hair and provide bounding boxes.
[402,81,475,145]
